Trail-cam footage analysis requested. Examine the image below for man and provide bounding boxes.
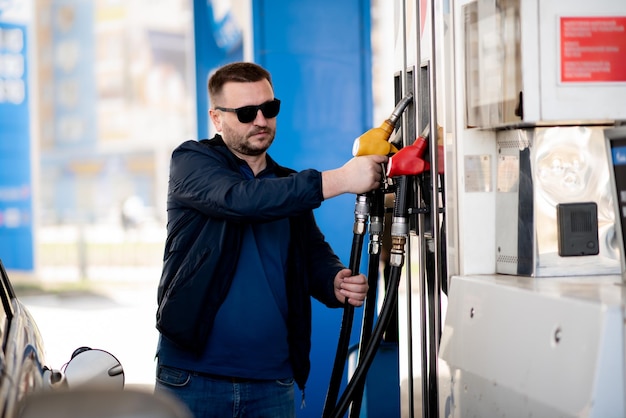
[155,61,387,418]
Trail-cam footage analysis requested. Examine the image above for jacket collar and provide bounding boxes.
[205,134,293,178]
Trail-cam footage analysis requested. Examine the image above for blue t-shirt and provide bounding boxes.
[157,164,292,379]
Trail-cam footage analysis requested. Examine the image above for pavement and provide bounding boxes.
[19,276,160,391]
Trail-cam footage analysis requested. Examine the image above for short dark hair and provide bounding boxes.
[208,62,273,106]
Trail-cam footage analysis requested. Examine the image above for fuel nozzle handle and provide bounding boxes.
[352,93,414,157]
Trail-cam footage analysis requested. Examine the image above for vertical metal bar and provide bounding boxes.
[411,2,430,418]
[427,1,441,417]
[417,63,432,418]
[418,181,430,418]
[404,70,417,418]
[399,2,416,417]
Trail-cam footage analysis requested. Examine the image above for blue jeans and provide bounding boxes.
[155,364,295,418]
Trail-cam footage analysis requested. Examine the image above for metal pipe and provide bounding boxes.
[388,93,414,126]
[427,1,442,416]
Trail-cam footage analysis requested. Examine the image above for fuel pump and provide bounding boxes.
[322,94,413,418]
[387,0,626,416]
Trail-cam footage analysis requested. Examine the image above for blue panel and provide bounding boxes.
[363,343,401,417]
[0,21,33,270]
[192,0,243,138]
[348,341,401,418]
[252,1,373,416]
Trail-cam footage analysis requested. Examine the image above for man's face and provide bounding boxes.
[209,79,277,157]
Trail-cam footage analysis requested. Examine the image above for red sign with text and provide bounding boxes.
[560,16,626,83]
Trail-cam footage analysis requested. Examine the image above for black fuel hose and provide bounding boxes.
[329,263,402,418]
[346,256,380,418]
[348,189,385,418]
[322,194,370,418]
[331,176,409,418]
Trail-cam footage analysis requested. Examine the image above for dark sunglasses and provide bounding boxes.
[215,99,281,123]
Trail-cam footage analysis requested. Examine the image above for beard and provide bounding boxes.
[222,124,275,156]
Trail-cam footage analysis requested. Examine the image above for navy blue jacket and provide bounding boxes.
[156,135,345,390]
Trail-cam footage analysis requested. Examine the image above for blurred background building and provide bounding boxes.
[31,0,197,280]
[1,0,200,277]
[36,0,195,226]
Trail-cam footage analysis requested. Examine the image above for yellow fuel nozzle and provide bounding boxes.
[352,121,399,156]
[352,93,413,157]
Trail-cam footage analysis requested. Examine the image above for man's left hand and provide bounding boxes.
[334,269,369,307]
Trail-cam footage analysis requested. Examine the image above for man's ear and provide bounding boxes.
[209,109,222,132]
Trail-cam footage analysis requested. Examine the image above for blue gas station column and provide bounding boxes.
[0,19,34,271]
[192,0,243,138]
[252,2,373,417]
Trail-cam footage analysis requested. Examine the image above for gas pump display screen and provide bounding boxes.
[605,128,626,263]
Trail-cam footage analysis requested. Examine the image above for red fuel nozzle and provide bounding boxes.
[386,124,431,177]
[386,146,430,177]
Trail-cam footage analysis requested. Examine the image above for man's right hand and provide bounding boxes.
[321,154,388,199]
